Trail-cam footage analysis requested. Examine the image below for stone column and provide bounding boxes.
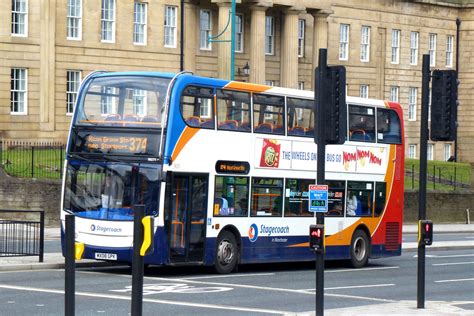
[249,5,268,84]
[40,0,56,131]
[376,27,387,99]
[280,8,301,89]
[310,10,332,73]
[184,1,198,73]
[216,2,232,80]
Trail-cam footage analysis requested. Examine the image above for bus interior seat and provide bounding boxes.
[254,123,273,133]
[124,115,139,122]
[305,128,314,137]
[239,121,251,131]
[105,114,121,121]
[200,119,215,128]
[218,120,239,130]
[141,115,159,122]
[273,125,284,134]
[185,116,201,127]
[350,129,370,141]
[288,126,306,136]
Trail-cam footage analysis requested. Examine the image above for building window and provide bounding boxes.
[298,81,304,90]
[100,87,117,115]
[408,87,417,121]
[265,80,274,87]
[391,29,400,64]
[359,85,369,98]
[410,31,419,65]
[390,86,399,102]
[67,0,82,40]
[429,33,437,67]
[360,26,370,62]
[199,9,212,50]
[265,16,274,55]
[428,87,432,122]
[66,70,81,114]
[339,24,349,61]
[446,35,453,68]
[12,0,28,36]
[133,2,147,45]
[408,144,416,159]
[165,6,177,48]
[132,89,147,116]
[235,13,244,53]
[444,143,452,161]
[427,143,434,161]
[11,68,27,115]
[298,19,305,57]
[101,0,115,42]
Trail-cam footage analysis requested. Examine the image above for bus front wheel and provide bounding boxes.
[214,231,239,274]
[350,230,369,268]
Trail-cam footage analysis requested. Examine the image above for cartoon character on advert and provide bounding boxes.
[260,139,280,168]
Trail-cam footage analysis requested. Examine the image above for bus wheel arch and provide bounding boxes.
[349,226,371,268]
[214,226,241,274]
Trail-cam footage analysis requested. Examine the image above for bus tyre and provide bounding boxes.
[350,230,369,268]
[215,231,239,274]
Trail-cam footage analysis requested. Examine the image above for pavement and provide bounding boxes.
[0,223,472,315]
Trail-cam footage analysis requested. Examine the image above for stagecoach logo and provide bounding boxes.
[259,139,281,168]
[90,224,122,233]
[90,224,96,231]
[248,224,259,242]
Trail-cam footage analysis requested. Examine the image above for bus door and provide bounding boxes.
[166,174,207,263]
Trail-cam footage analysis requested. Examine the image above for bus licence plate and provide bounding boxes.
[95,252,117,260]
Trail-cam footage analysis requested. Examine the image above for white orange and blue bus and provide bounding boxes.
[61,71,405,273]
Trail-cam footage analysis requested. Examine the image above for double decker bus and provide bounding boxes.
[61,71,404,273]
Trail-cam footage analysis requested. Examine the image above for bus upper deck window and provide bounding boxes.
[181,86,215,129]
[377,108,401,144]
[216,90,251,132]
[253,94,285,135]
[287,98,313,137]
[349,105,375,142]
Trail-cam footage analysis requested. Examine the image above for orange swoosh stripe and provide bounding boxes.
[225,82,271,93]
[171,127,199,162]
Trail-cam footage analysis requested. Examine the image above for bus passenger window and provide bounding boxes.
[284,179,313,217]
[349,105,375,142]
[325,180,345,217]
[253,94,285,135]
[377,108,402,144]
[180,86,215,129]
[287,98,314,137]
[346,181,373,217]
[251,178,283,217]
[216,90,251,131]
[374,182,387,217]
[214,176,249,217]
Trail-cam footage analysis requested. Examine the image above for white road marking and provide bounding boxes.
[298,283,395,293]
[325,266,400,273]
[0,284,288,315]
[435,278,474,283]
[414,254,474,258]
[181,272,275,280]
[432,261,474,266]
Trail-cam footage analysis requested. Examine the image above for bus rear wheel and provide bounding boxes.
[350,230,369,268]
[214,231,239,274]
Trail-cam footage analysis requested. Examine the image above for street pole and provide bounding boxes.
[315,48,327,316]
[417,54,430,309]
[65,214,75,316]
[131,205,145,316]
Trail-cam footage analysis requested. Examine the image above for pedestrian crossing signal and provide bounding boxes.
[418,220,433,246]
[309,224,325,253]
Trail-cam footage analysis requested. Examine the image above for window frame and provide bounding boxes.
[429,33,437,67]
[265,16,275,55]
[101,0,116,43]
[444,143,452,161]
[360,25,370,62]
[339,24,350,61]
[446,35,454,68]
[427,143,434,161]
[359,85,369,99]
[164,5,178,48]
[11,0,28,37]
[235,13,244,53]
[408,87,417,121]
[66,70,81,115]
[10,68,28,115]
[133,2,147,45]
[298,19,305,58]
[214,176,250,217]
[408,144,417,159]
[391,29,400,64]
[348,104,376,143]
[390,86,399,102]
[199,9,212,50]
[67,0,82,40]
[410,31,419,65]
[284,178,314,217]
[251,177,284,217]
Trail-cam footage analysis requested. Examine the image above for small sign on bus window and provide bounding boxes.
[308,185,328,213]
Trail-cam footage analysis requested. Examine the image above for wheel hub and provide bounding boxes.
[217,240,234,265]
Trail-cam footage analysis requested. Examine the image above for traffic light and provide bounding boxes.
[418,220,433,246]
[324,66,347,145]
[309,224,325,253]
[430,70,458,141]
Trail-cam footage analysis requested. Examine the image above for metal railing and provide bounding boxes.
[0,210,45,262]
[405,165,470,190]
[0,140,65,179]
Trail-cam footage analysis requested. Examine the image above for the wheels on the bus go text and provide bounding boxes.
[214,230,239,274]
[350,229,369,268]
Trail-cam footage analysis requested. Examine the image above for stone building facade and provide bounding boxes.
[1,0,473,162]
